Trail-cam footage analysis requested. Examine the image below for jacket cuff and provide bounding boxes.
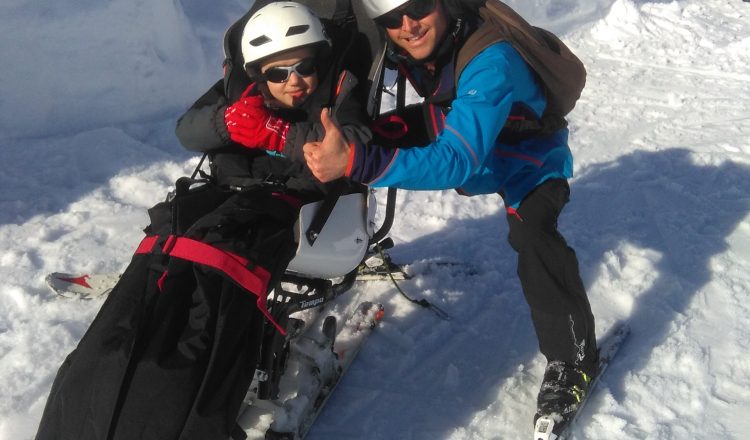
[345,142,356,177]
[215,104,231,144]
[346,142,397,184]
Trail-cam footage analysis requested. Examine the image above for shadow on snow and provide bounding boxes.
[308,147,750,439]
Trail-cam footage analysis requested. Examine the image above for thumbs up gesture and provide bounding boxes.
[303,108,351,182]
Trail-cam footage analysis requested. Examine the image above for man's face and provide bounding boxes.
[383,0,449,62]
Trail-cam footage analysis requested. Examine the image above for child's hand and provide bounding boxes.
[223,84,289,152]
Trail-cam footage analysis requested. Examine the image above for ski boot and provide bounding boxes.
[533,360,593,439]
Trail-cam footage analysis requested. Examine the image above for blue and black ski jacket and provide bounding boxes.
[347,41,574,209]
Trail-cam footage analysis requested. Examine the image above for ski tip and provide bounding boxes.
[45,272,119,299]
[46,272,90,285]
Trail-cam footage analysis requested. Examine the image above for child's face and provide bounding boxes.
[259,47,319,109]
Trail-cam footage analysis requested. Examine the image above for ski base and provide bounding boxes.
[233,301,384,440]
[532,323,631,440]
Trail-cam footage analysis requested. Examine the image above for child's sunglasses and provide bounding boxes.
[260,58,317,83]
[374,0,437,29]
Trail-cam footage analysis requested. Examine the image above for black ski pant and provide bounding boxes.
[504,179,598,376]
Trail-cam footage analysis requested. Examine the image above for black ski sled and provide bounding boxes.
[36,171,393,440]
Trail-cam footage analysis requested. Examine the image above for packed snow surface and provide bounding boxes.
[1,0,749,439]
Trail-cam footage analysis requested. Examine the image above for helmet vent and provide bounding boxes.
[285,25,310,37]
[249,36,271,47]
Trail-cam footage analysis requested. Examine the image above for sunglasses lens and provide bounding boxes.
[264,68,289,83]
[375,13,403,29]
[295,59,317,76]
[375,0,436,29]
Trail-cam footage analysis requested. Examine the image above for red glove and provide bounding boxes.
[224,85,289,152]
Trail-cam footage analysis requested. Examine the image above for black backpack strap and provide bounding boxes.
[305,179,347,246]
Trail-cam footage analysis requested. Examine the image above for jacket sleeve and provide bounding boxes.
[175,79,232,152]
[282,71,373,163]
[347,43,523,188]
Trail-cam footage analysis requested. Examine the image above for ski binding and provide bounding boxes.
[233,301,384,440]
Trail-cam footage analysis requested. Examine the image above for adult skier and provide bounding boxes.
[303,0,598,434]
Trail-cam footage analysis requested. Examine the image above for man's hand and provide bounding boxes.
[303,108,350,182]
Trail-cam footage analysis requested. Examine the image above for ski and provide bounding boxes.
[233,301,384,439]
[46,254,408,298]
[46,255,476,298]
[533,323,631,440]
[46,267,404,298]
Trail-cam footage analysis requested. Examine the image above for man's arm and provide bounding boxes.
[307,44,519,188]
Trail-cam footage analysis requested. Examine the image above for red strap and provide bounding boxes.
[135,235,159,254]
[133,235,285,335]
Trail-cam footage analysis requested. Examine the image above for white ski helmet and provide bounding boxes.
[360,0,410,19]
[241,2,331,68]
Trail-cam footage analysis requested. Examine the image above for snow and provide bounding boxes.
[1,0,749,438]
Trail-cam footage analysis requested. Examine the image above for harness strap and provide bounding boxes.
[135,235,159,254]
[135,235,285,335]
[305,179,347,246]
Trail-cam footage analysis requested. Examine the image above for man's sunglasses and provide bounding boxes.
[374,0,437,29]
[260,58,317,83]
